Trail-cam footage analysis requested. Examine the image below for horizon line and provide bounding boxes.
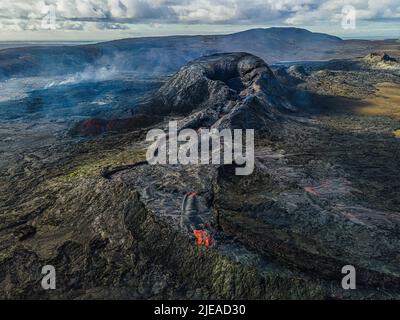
[0,26,399,43]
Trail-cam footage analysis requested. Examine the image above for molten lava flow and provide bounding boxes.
[304,186,319,196]
[193,230,213,247]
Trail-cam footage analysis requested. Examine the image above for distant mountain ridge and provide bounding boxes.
[228,27,342,41]
[0,27,397,80]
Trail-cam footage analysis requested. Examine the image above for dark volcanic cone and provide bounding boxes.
[72,53,294,136]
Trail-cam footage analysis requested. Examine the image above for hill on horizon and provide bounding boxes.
[0,27,398,80]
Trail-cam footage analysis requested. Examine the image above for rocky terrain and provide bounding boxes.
[1,40,400,299]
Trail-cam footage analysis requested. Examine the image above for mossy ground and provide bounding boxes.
[61,148,146,182]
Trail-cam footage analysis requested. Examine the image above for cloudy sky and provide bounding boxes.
[0,0,399,41]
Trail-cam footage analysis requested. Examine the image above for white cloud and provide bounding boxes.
[0,0,399,31]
